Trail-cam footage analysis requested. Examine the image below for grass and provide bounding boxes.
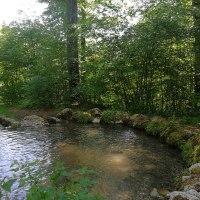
[0,104,16,118]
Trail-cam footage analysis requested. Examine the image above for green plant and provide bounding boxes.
[101,110,116,124]
[73,111,93,123]
[0,105,16,118]
[178,140,194,165]
[193,145,200,163]
[174,168,189,189]
[146,121,164,136]
[0,160,106,200]
[161,120,180,139]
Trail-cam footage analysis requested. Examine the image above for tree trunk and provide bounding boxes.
[66,0,80,102]
[193,0,200,95]
[80,0,86,62]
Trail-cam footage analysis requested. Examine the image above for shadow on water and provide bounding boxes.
[0,123,184,200]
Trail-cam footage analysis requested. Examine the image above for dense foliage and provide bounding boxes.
[0,160,105,200]
[0,0,199,115]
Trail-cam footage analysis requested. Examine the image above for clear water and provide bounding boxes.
[0,123,184,200]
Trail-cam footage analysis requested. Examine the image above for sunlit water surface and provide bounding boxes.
[0,123,184,200]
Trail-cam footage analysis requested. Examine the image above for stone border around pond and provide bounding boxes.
[0,107,199,200]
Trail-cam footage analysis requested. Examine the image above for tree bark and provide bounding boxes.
[193,0,200,95]
[66,0,80,102]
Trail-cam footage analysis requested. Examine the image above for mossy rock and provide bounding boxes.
[189,163,200,175]
[57,108,73,120]
[0,115,21,128]
[72,111,93,123]
[192,134,200,146]
[21,115,49,127]
[193,145,200,163]
[129,114,150,130]
[161,120,180,139]
[87,108,101,117]
[115,111,129,123]
[166,131,186,147]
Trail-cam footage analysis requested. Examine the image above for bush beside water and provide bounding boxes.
[0,160,105,200]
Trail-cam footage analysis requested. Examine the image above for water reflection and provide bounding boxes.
[0,124,183,200]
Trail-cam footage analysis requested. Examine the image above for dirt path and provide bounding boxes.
[8,107,58,120]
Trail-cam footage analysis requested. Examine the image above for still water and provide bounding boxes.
[0,123,184,200]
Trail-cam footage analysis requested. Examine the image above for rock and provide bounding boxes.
[167,190,200,200]
[70,101,80,109]
[129,114,150,130]
[193,146,200,163]
[72,111,93,123]
[88,108,101,117]
[179,175,200,192]
[115,112,129,124]
[166,131,185,147]
[21,115,49,127]
[189,163,200,175]
[150,188,164,199]
[157,188,170,198]
[56,108,73,120]
[182,176,191,182]
[0,115,21,128]
[45,116,61,124]
[92,117,101,124]
[115,120,123,124]
[184,185,196,192]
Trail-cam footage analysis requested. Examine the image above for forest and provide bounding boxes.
[0,1,200,199]
[0,0,199,116]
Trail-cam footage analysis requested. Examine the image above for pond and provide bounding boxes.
[0,123,184,200]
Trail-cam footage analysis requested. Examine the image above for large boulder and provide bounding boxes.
[56,108,73,120]
[115,112,129,124]
[21,115,49,127]
[0,115,21,128]
[129,114,150,130]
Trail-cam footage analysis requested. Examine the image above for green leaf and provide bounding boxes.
[19,179,26,188]
[60,171,71,177]
[11,168,19,172]
[2,179,17,192]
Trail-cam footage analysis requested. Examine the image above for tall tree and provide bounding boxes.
[66,0,80,103]
[193,0,200,96]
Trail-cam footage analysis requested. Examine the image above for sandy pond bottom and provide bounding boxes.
[0,123,184,200]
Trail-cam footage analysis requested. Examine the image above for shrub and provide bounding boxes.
[178,140,194,165]
[146,121,164,136]
[161,120,180,139]
[0,160,105,200]
[101,110,116,124]
[166,131,184,146]
[193,145,200,163]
